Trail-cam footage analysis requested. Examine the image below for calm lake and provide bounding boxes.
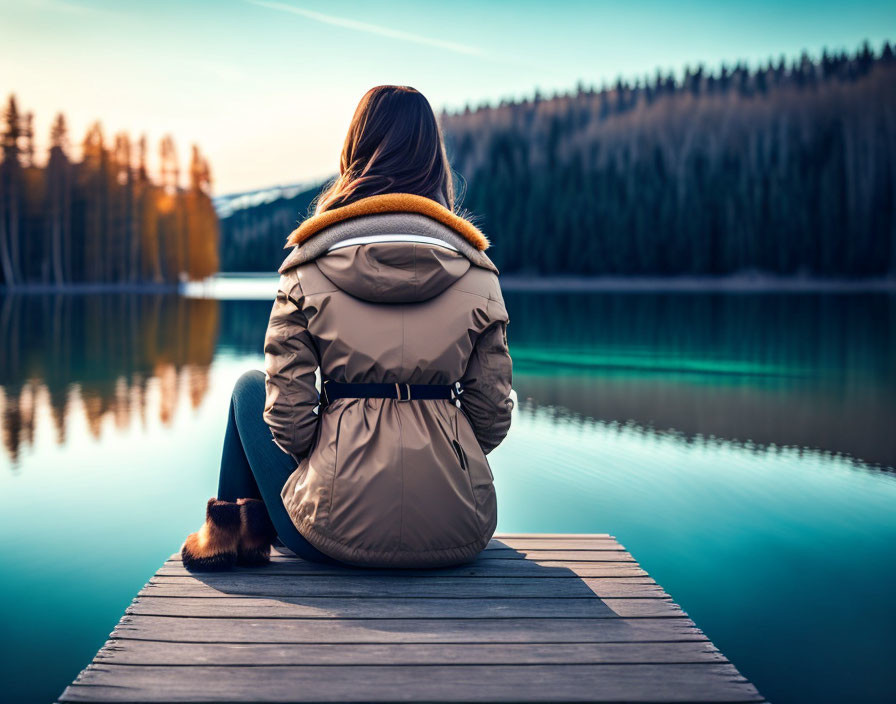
[1,283,895,703]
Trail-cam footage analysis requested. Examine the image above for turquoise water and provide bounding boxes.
[1,289,894,703]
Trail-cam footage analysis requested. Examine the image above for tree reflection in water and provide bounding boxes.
[1,289,894,471]
[0,295,218,463]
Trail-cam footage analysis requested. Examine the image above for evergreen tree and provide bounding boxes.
[135,134,163,283]
[112,133,136,282]
[0,97,220,287]
[158,135,185,281]
[1,95,23,284]
[47,113,72,285]
[21,111,46,281]
[187,144,219,279]
[78,122,108,283]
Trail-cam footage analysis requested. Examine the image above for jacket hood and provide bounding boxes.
[316,240,471,303]
[278,194,498,304]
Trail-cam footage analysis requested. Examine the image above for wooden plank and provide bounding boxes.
[264,539,625,553]
[271,538,625,557]
[59,533,764,703]
[143,575,667,599]
[60,663,764,702]
[453,549,631,560]
[156,560,648,578]
[166,550,636,565]
[270,538,624,555]
[484,539,625,550]
[111,614,707,644]
[493,533,612,538]
[126,596,684,619]
[92,640,729,666]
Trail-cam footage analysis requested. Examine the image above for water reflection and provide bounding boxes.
[0,295,218,463]
[506,291,896,470]
[514,402,895,481]
[1,289,894,470]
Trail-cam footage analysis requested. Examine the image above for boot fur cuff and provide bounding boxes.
[237,498,277,566]
[181,498,241,571]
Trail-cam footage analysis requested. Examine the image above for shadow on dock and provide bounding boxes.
[59,534,765,702]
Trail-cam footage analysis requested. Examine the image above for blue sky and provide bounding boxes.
[2,0,894,193]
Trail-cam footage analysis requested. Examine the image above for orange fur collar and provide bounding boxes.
[286,193,489,251]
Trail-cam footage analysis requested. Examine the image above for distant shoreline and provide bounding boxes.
[207,272,896,295]
[497,274,896,293]
[0,282,180,295]
[3,274,895,296]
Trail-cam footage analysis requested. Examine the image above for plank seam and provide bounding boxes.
[80,661,736,668]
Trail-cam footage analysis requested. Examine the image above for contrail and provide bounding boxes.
[247,0,490,58]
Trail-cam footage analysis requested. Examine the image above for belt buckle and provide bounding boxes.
[395,382,412,402]
[450,381,464,408]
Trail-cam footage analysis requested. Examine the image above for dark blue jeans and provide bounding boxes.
[216,370,337,564]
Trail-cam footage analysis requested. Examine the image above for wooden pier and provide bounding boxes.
[59,534,764,702]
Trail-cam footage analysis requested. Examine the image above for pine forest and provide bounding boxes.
[0,96,218,288]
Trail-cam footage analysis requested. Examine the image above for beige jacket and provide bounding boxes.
[263,194,513,567]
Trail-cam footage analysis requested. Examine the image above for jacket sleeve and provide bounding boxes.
[263,273,320,459]
[460,318,514,455]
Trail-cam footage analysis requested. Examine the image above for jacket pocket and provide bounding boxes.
[454,405,497,532]
[290,401,346,531]
[326,399,354,527]
[450,435,480,530]
[451,439,467,471]
[431,402,479,519]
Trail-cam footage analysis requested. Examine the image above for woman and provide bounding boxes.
[182,85,513,570]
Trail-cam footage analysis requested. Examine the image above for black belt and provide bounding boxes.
[321,379,461,406]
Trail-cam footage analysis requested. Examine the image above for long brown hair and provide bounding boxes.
[314,86,455,214]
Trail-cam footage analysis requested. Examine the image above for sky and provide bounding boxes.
[2,0,894,194]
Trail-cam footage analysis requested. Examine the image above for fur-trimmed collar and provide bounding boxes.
[278,212,498,274]
[285,193,489,251]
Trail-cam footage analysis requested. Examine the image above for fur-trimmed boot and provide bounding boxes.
[237,498,278,566]
[181,498,241,571]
